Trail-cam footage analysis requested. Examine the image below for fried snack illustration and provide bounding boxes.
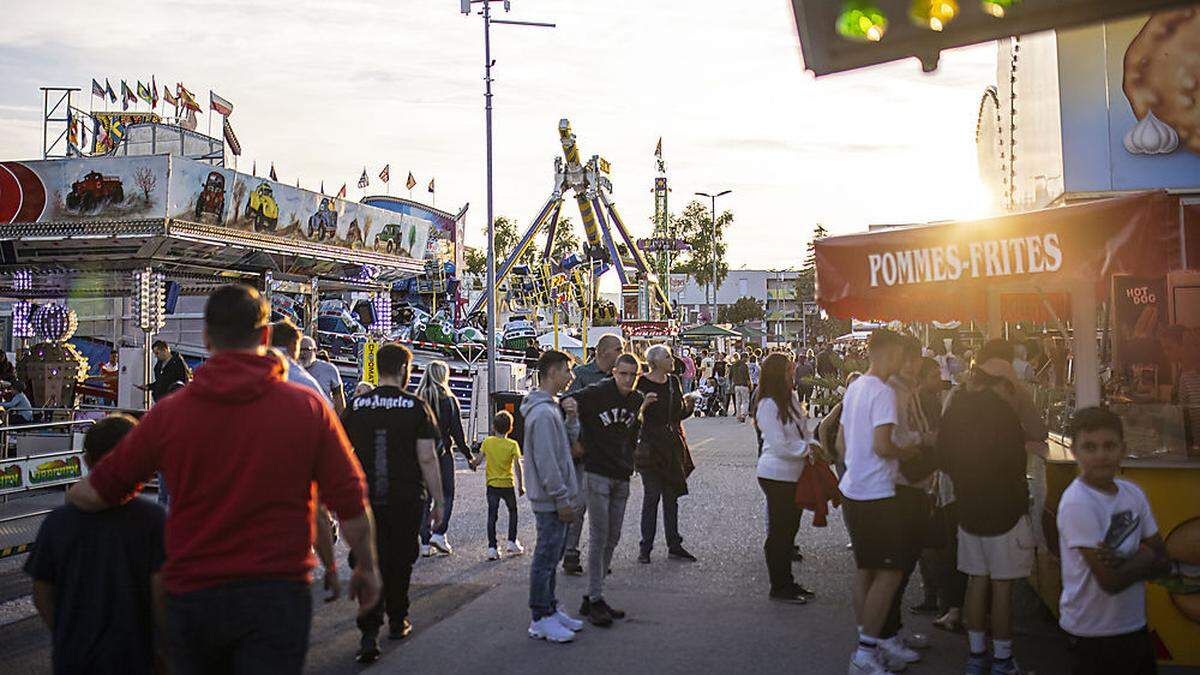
[1122,7,1200,155]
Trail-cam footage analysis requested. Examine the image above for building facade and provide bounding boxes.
[669,270,803,345]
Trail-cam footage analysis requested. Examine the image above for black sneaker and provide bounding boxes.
[637,550,651,564]
[580,595,626,620]
[795,584,816,599]
[562,556,584,576]
[388,617,412,640]
[668,546,697,562]
[587,598,614,627]
[769,586,809,604]
[356,635,381,663]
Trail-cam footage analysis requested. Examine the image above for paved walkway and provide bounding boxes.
[4,416,1192,673]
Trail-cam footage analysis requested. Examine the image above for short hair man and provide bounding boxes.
[937,338,1047,674]
[270,319,325,398]
[565,352,654,626]
[142,339,191,402]
[840,329,920,675]
[67,284,380,674]
[340,342,445,663]
[300,335,347,415]
[562,333,625,576]
[522,350,586,643]
[1057,407,1168,675]
[26,413,165,675]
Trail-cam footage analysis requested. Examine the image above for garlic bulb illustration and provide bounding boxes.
[1124,110,1180,155]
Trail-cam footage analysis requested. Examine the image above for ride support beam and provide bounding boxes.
[589,197,628,286]
[466,195,560,317]
[601,192,673,316]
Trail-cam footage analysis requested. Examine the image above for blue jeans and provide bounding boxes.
[529,510,569,621]
[166,579,312,675]
[420,452,456,543]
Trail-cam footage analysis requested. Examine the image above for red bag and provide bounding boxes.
[795,456,842,527]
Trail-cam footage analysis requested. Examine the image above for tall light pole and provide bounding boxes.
[461,0,553,409]
[695,190,730,323]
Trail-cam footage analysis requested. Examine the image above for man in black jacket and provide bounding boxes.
[565,353,655,627]
[143,340,191,402]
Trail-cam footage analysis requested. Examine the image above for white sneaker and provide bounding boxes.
[528,616,575,643]
[430,534,452,555]
[506,539,525,555]
[486,547,499,561]
[848,652,891,675]
[880,636,920,665]
[419,544,433,557]
[552,609,585,632]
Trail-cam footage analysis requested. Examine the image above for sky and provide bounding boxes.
[0,0,997,271]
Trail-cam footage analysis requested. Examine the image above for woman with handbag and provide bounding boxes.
[754,353,823,604]
[635,345,697,564]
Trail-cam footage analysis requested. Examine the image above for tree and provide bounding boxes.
[492,216,524,264]
[674,199,733,300]
[548,215,581,262]
[717,296,765,324]
[795,223,849,346]
[464,247,486,275]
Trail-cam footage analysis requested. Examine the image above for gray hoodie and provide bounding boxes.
[520,389,580,513]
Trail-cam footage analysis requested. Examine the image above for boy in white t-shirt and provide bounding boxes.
[840,329,920,675]
[1057,407,1169,675]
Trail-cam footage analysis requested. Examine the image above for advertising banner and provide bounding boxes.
[814,191,1176,322]
[1112,274,1171,397]
[361,339,379,385]
[0,452,88,497]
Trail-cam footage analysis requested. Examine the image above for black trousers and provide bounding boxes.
[759,477,803,593]
[1068,628,1157,675]
[358,498,423,636]
[918,501,967,611]
[486,485,519,548]
[640,470,682,552]
[166,579,312,675]
[883,485,928,638]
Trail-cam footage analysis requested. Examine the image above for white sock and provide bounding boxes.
[855,632,879,662]
[994,638,1013,660]
[968,630,987,655]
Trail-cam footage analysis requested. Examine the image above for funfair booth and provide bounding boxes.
[814,190,1200,666]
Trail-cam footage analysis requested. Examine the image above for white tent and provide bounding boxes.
[537,331,585,357]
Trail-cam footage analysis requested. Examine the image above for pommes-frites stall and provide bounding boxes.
[814,190,1200,666]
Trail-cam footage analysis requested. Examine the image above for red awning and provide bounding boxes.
[814,191,1178,322]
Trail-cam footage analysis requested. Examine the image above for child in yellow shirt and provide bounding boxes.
[473,411,525,560]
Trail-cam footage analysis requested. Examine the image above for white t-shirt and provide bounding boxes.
[1057,477,1159,637]
[700,357,714,380]
[305,359,343,402]
[837,374,899,500]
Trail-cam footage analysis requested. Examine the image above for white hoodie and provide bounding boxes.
[755,394,814,482]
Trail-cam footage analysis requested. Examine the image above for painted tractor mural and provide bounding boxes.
[65,171,124,211]
[307,198,338,241]
[245,183,279,232]
[194,171,226,221]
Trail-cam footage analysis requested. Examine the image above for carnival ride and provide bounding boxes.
[466,119,672,322]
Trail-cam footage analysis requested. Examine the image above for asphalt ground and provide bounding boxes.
[3,416,1196,674]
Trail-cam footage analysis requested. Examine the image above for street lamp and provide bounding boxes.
[461,0,554,412]
[694,189,731,324]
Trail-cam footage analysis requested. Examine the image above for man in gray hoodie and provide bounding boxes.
[521,349,586,643]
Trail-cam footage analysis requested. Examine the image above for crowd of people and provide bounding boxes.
[16,285,1179,674]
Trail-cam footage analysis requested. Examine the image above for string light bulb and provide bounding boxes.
[836,1,888,42]
[981,0,1019,18]
[910,0,958,31]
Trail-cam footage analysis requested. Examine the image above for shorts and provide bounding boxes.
[957,516,1035,580]
[843,495,918,571]
[1067,628,1156,675]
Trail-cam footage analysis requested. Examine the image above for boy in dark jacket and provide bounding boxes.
[565,353,654,626]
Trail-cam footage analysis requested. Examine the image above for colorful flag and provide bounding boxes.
[378,164,390,183]
[163,86,178,109]
[209,91,234,117]
[177,83,201,112]
[654,137,662,158]
[337,184,347,198]
[358,169,369,189]
[222,117,242,156]
[151,76,159,108]
[406,172,416,190]
[120,81,136,110]
[104,79,116,103]
[137,81,153,106]
[269,164,278,181]
[428,178,435,193]
[67,114,78,148]
[91,79,105,98]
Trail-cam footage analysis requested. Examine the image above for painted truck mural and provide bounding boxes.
[0,155,432,259]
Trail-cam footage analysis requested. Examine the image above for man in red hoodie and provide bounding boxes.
[67,284,380,675]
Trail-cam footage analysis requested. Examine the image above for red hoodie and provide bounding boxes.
[88,351,367,594]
